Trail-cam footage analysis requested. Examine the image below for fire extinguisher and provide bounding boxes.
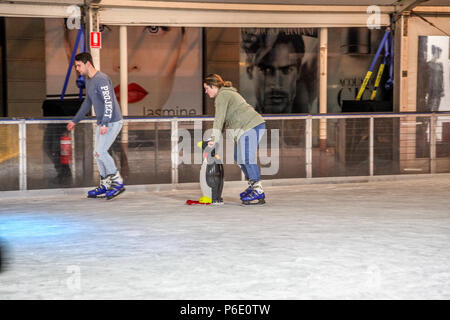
[60,134,72,165]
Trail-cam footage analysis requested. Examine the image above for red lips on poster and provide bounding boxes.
[114,83,149,103]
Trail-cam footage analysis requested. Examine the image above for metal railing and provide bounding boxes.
[1,112,450,191]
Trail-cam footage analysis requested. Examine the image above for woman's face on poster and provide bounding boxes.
[66,25,185,110]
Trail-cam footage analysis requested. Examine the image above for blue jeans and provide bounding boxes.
[94,120,123,178]
[234,122,266,182]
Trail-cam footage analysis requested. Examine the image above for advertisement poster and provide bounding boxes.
[417,36,450,112]
[239,27,391,115]
[417,36,450,147]
[239,28,318,114]
[327,28,392,113]
[45,19,203,116]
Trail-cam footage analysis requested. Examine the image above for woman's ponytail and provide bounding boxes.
[204,74,232,88]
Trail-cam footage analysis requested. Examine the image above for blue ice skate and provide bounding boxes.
[241,189,266,205]
[105,172,125,200]
[87,177,110,198]
[239,184,253,199]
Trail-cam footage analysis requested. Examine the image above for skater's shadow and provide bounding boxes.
[0,238,10,273]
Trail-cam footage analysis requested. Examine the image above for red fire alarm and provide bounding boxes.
[90,31,101,49]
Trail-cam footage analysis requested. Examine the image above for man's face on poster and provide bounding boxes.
[252,42,301,113]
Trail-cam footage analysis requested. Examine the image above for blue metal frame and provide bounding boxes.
[60,27,86,101]
[356,28,394,101]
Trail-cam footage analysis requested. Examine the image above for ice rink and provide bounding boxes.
[0,175,449,300]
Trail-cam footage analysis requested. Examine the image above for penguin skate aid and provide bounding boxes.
[203,73,266,205]
[186,140,224,205]
[66,52,125,200]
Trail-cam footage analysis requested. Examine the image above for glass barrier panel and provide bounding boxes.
[262,119,306,179]
[374,118,400,175]
[399,116,430,175]
[313,118,370,177]
[27,123,60,189]
[117,121,172,185]
[0,123,19,191]
[436,115,450,173]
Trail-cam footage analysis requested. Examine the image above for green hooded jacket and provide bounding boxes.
[211,86,265,142]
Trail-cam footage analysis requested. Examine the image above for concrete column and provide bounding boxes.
[399,13,410,112]
[369,117,374,176]
[18,120,27,191]
[319,28,328,151]
[306,117,312,178]
[396,14,418,172]
[87,6,100,70]
[430,114,436,174]
[171,119,179,185]
[119,25,128,118]
[86,5,100,118]
[119,25,129,174]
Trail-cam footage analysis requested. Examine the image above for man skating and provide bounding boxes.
[67,52,125,200]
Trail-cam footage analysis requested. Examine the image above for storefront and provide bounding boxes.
[0,0,449,191]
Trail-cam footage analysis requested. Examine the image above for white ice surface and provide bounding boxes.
[0,176,449,300]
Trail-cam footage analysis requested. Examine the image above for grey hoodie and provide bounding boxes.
[72,71,122,126]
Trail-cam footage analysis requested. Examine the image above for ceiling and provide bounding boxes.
[141,0,449,5]
[1,0,447,24]
[6,0,450,8]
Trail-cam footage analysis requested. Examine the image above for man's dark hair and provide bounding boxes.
[75,52,94,66]
[273,32,305,54]
[241,29,305,67]
[241,29,305,55]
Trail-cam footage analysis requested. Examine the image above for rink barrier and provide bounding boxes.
[1,112,450,191]
[2,173,450,199]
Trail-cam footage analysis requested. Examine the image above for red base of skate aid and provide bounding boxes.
[185,200,211,205]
